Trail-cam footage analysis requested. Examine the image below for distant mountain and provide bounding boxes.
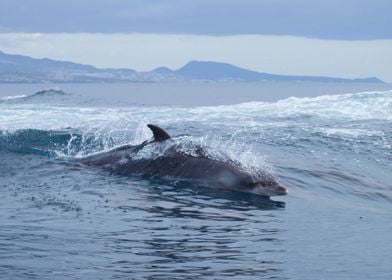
[175,61,384,83]
[0,51,138,83]
[0,51,384,83]
[176,61,263,80]
[151,67,174,74]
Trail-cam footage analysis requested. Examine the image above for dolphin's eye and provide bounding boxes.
[246,182,258,188]
[266,180,278,187]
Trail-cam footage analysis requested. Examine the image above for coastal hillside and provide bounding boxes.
[0,51,384,83]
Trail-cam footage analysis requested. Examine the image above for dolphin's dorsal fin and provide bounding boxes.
[147,124,171,142]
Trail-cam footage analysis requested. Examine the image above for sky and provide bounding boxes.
[0,0,391,81]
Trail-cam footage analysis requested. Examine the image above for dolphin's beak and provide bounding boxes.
[276,185,288,195]
[252,184,288,196]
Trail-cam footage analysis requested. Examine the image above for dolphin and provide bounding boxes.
[79,124,288,197]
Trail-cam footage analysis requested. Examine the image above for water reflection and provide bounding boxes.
[1,156,287,279]
[104,179,287,279]
[147,179,286,208]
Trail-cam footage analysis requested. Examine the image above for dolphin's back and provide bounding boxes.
[120,152,252,189]
[82,146,253,189]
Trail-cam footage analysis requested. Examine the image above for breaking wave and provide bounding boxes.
[0,88,391,203]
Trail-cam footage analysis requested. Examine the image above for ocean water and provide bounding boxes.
[0,84,391,279]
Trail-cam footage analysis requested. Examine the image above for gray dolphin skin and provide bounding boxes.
[80,124,288,197]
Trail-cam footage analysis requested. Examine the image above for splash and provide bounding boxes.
[0,89,390,176]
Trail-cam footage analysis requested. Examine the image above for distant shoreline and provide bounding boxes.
[0,51,385,84]
[1,82,391,106]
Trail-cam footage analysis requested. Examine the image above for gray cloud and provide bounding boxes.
[0,0,391,39]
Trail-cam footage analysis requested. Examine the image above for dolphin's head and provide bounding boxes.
[214,164,288,197]
[246,173,288,196]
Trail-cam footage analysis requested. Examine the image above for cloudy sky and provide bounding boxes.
[0,0,391,81]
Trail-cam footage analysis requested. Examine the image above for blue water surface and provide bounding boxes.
[0,84,391,279]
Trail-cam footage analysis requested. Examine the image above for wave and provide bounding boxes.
[0,126,271,180]
[0,90,391,135]
[195,89,392,121]
[0,94,28,101]
[0,89,390,196]
[278,165,392,203]
[317,127,385,138]
[0,90,390,165]
[2,127,390,204]
[0,129,107,156]
[0,89,70,104]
